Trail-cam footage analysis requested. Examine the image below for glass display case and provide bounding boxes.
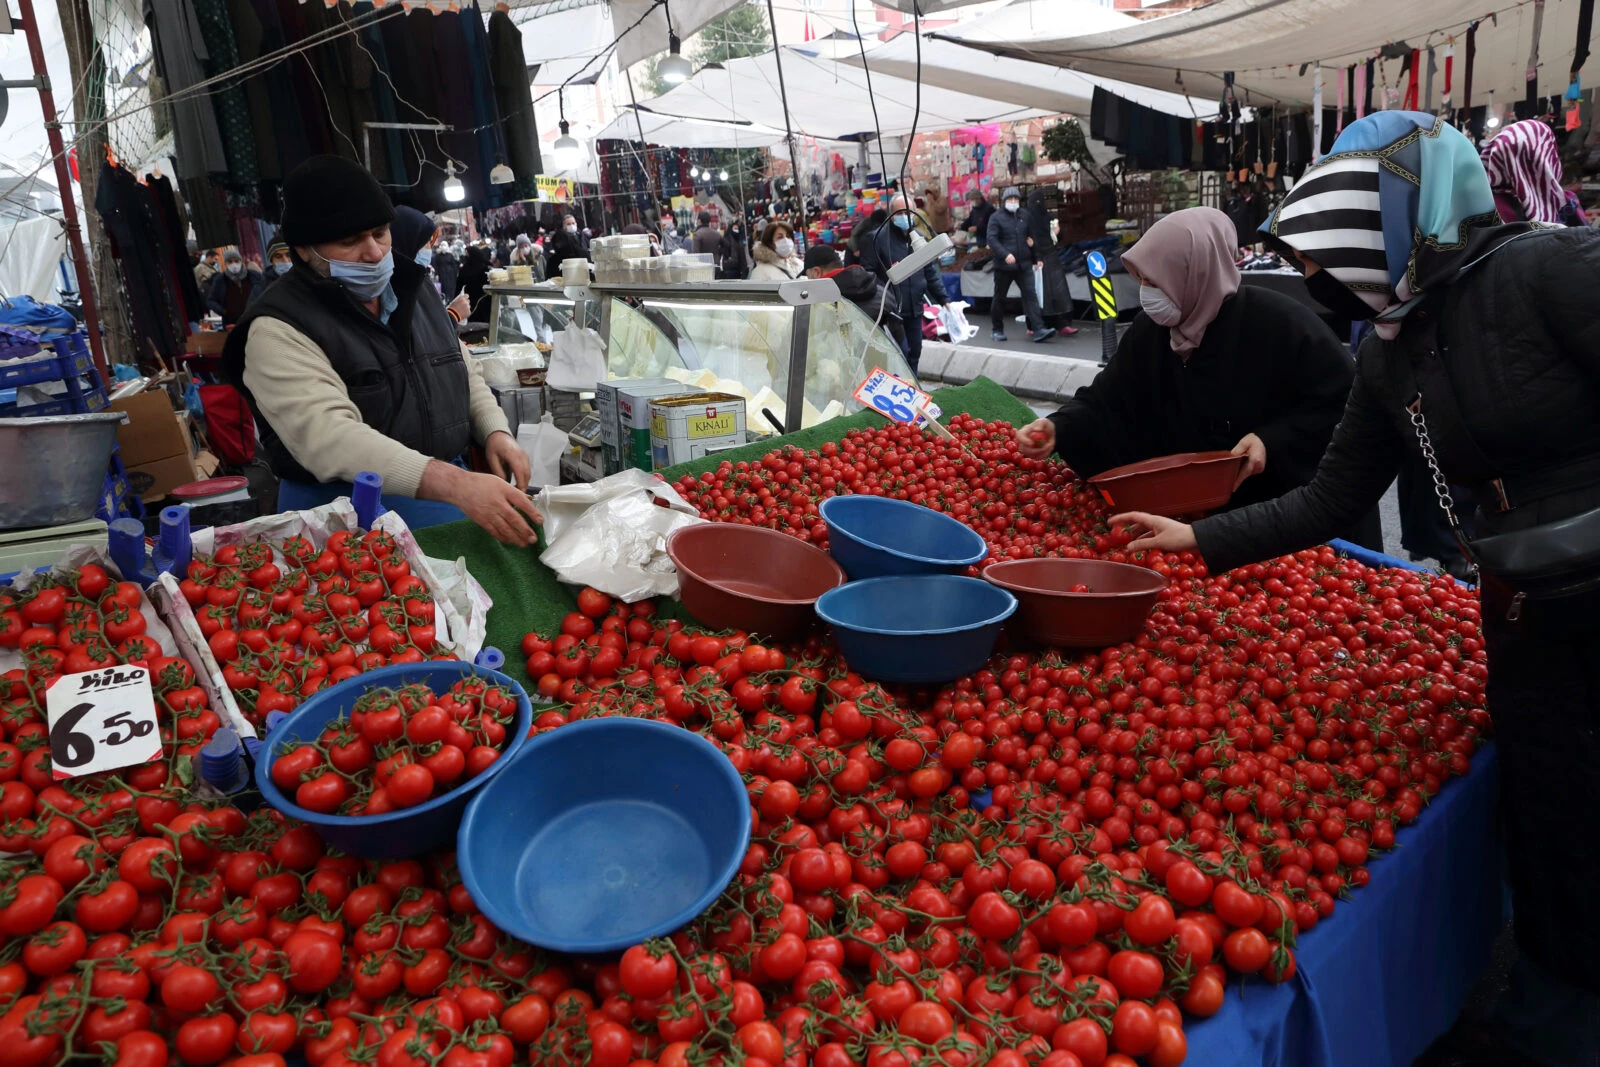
[589,279,917,433]
[484,284,597,346]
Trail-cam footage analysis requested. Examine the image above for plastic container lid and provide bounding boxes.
[169,476,248,500]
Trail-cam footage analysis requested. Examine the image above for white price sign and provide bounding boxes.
[854,367,942,427]
[45,666,162,779]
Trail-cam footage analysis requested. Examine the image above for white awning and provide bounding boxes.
[941,0,1596,110]
[510,0,748,72]
[815,33,1212,120]
[592,111,794,149]
[638,47,1052,141]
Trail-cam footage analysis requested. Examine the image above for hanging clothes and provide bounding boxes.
[149,173,205,322]
[488,7,540,202]
[460,4,505,209]
[353,3,406,187]
[96,160,187,362]
[222,0,279,184]
[190,0,260,195]
[144,0,228,180]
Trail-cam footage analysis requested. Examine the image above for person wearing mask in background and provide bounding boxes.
[691,211,722,258]
[860,194,953,375]
[804,245,902,349]
[194,248,219,289]
[1027,187,1078,337]
[718,219,752,280]
[207,249,265,326]
[546,215,585,275]
[265,241,294,283]
[1107,114,1600,1067]
[1015,206,1380,548]
[432,240,460,306]
[1482,117,1589,226]
[987,186,1054,343]
[659,216,684,253]
[751,221,804,280]
[391,206,472,323]
[458,244,493,324]
[223,156,539,543]
[962,188,995,248]
[922,185,951,233]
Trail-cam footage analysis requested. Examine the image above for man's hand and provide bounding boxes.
[485,430,531,491]
[1016,417,1056,460]
[1230,432,1267,490]
[421,458,542,547]
[1006,253,1017,266]
[448,292,471,320]
[1110,511,1198,554]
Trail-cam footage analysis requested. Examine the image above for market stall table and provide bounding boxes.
[412,375,1506,1067]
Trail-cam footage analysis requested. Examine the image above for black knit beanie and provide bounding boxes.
[280,156,395,247]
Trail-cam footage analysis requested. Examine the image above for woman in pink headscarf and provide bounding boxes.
[1482,118,1588,226]
[1016,207,1382,546]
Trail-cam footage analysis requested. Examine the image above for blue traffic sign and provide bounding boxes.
[1085,251,1107,278]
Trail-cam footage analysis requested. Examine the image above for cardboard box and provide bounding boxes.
[110,390,190,467]
[650,392,746,469]
[596,379,692,474]
[127,452,200,503]
[185,330,228,356]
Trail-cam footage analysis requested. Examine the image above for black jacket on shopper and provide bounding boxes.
[987,194,1033,266]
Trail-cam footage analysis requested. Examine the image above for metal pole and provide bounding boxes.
[762,0,807,238]
[15,0,108,384]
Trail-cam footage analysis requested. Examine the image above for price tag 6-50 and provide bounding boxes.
[854,367,941,427]
[45,666,162,779]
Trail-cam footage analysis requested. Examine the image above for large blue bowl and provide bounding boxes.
[457,717,751,955]
[816,575,1017,683]
[819,495,988,579]
[255,662,532,860]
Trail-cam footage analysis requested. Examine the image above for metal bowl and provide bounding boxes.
[0,412,127,530]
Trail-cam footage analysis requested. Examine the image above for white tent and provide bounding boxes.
[510,0,747,72]
[943,0,1599,110]
[638,47,1051,142]
[592,110,794,149]
[815,33,1213,119]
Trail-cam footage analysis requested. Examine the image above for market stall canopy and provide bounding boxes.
[816,33,1213,120]
[592,111,793,149]
[940,0,1597,109]
[510,0,749,72]
[518,5,617,86]
[638,47,1051,142]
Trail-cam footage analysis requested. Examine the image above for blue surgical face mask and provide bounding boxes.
[318,249,394,300]
[892,214,911,230]
[272,261,291,276]
[415,248,433,268]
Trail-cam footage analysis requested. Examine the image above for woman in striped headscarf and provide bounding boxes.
[1109,112,1600,1066]
[1482,117,1588,226]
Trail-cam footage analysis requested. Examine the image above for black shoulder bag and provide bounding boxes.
[1406,352,1600,605]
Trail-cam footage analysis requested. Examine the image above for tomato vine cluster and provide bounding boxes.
[270,679,519,815]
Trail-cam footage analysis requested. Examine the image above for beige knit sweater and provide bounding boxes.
[242,317,511,497]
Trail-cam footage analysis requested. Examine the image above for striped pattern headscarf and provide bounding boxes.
[1265,112,1504,339]
[1481,119,1566,224]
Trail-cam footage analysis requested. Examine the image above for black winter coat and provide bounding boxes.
[1049,284,1355,511]
[859,225,949,306]
[987,206,1033,265]
[1195,227,1600,573]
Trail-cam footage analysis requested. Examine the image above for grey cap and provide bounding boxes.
[1001,186,1021,202]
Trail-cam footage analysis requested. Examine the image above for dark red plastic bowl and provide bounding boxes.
[667,524,847,638]
[1088,451,1246,516]
[983,558,1168,648]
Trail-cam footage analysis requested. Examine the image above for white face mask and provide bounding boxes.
[564,224,578,234]
[1004,200,1020,213]
[225,262,244,277]
[1139,284,1183,327]
[774,237,795,258]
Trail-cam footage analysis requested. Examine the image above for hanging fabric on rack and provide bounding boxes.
[460,4,506,210]
[144,0,228,180]
[1463,22,1478,116]
[1359,60,1373,117]
[1404,49,1420,110]
[488,6,540,201]
[190,0,260,197]
[96,159,188,363]
[1443,39,1455,109]
[1527,0,1546,107]
[1338,65,1349,132]
[1575,0,1596,83]
[354,3,406,188]
[1312,65,1324,158]
[1425,45,1437,111]
[149,172,205,322]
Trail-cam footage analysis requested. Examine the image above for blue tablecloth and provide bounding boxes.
[1184,744,1505,1066]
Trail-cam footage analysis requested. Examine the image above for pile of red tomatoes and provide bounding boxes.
[177,530,454,727]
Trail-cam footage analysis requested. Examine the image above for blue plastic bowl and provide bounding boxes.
[456,717,751,955]
[815,575,1017,683]
[255,662,532,860]
[819,495,988,579]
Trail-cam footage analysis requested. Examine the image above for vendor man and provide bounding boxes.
[223,155,541,546]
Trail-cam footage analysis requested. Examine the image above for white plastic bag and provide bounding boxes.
[939,301,979,345]
[545,326,607,392]
[536,469,705,601]
[518,413,568,489]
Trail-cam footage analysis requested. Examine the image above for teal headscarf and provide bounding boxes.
[1264,112,1534,338]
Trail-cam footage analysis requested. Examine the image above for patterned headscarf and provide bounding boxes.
[1264,112,1520,339]
[1481,118,1566,224]
[1122,207,1241,354]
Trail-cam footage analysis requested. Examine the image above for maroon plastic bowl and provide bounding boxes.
[667,524,847,638]
[1088,451,1246,517]
[983,558,1168,648]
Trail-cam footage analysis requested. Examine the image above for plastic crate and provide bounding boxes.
[0,333,106,416]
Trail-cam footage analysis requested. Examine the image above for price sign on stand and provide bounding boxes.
[45,666,161,779]
[855,367,942,427]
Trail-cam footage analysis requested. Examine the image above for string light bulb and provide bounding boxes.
[1485,91,1500,129]
[690,166,700,178]
[718,168,729,180]
[658,32,692,85]
[553,120,582,171]
[489,160,514,185]
[442,161,466,203]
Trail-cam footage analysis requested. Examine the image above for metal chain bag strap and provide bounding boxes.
[1407,396,1600,604]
